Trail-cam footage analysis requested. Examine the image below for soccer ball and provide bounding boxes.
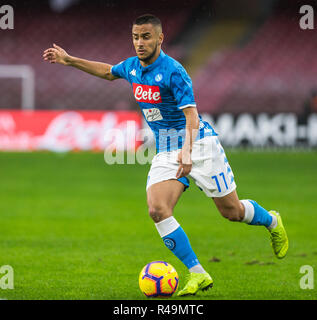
[139,261,179,298]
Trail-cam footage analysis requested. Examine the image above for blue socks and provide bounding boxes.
[241,199,274,228]
[154,200,274,272]
[162,227,200,269]
[155,217,201,270]
[249,200,273,227]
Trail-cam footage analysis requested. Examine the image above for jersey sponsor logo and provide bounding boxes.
[142,108,163,122]
[133,83,162,103]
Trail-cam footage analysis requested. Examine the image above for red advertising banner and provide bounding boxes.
[0,110,142,151]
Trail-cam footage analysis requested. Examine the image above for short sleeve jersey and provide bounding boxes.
[111,50,217,153]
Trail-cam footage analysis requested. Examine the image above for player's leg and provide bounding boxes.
[213,190,275,227]
[147,179,213,295]
[147,179,182,223]
[189,135,288,259]
[213,190,289,259]
[147,179,205,272]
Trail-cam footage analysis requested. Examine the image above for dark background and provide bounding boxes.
[0,0,317,116]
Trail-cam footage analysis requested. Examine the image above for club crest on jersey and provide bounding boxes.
[133,83,162,104]
[142,108,163,122]
[155,73,163,82]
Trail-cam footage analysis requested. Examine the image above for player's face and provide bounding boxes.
[132,23,163,64]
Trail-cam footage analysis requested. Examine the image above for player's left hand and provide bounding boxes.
[176,149,192,179]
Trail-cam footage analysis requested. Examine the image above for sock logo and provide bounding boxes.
[164,238,176,250]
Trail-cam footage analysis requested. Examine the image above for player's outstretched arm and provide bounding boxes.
[42,44,117,81]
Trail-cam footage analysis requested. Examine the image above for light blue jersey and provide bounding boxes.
[111,50,217,153]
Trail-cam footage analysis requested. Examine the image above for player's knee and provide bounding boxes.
[148,204,172,223]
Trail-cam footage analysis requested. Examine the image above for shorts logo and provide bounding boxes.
[143,108,163,122]
[133,83,162,103]
[164,238,176,250]
[155,73,163,82]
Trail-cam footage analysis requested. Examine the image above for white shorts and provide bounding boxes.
[146,136,237,198]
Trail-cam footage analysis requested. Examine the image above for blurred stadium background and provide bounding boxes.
[1,0,317,150]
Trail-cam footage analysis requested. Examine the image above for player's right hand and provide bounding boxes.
[43,44,70,65]
[176,149,192,179]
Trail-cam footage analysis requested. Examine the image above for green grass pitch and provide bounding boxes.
[0,151,316,300]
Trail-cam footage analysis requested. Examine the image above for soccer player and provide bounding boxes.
[43,14,288,296]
